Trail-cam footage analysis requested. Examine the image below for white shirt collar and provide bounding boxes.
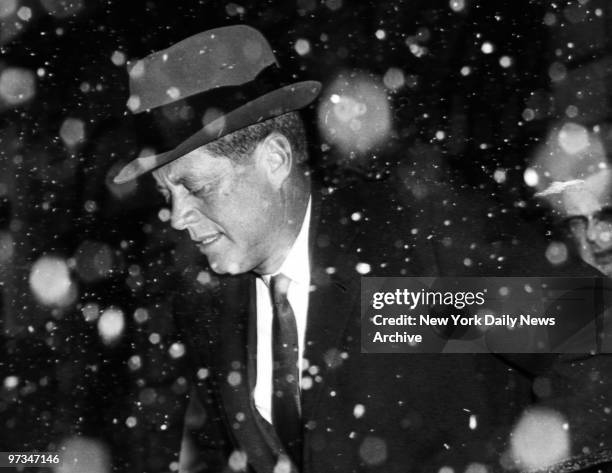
[262,196,311,286]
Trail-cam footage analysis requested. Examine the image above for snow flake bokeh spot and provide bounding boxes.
[56,436,110,473]
[301,376,313,390]
[356,262,371,274]
[228,371,242,387]
[481,42,494,54]
[226,3,246,17]
[111,50,126,66]
[0,67,36,106]
[468,414,477,430]
[126,94,141,112]
[510,407,570,470]
[169,342,186,359]
[294,38,311,56]
[166,86,181,100]
[4,375,18,389]
[97,307,125,345]
[29,255,76,307]
[499,56,512,68]
[273,455,292,473]
[202,107,226,136]
[325,0,342,11]
[353,404,365,418]
[128,60,145,79]
[317,72,391,155]
[158,208,171,222]
[383,67,405,91]
[358,435,388,466]
[323,348,344,369]
[228,450,248,472]
[196,270,212,285]
[548,62,567,82]
[128,355,142,371]
[464,462,488,473]
[17,6,32,20]
[74,240,114,283]
[81,302,100,322]
[493,169,506,184]
[133,307,149,324]
[523,168,539,187]
[557,122,589,155]
[544,241,568,266]
[449,0,466,13]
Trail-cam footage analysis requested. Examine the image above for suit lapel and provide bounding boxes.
[209,274,281,473]
[212,274,304,473]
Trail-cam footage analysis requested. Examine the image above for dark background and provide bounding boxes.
[0,0,610,471]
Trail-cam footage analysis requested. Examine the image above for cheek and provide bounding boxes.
[217,192,272,238]
[575,244,594,263]
[570,231,587,248]
[598,228,612,245]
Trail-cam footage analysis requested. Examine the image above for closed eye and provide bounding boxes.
[183,172,229,197]
[189,184,213,196]
[563,216,587,234]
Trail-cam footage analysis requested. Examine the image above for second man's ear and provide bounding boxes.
[258,132,293,188]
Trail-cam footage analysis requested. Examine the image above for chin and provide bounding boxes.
[595,264,612,279]
[582,257,612,279]
[208,259,247,275]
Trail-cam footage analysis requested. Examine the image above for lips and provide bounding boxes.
[593,248,612,265]
[196,233,222,248]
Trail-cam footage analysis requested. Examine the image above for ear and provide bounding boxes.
[256,132,293,189]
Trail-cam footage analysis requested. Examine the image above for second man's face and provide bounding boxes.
[153,146,285,275]
[561,187,612,277]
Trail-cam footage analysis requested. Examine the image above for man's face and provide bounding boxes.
[152,146,285,275]
[561,186,612,277]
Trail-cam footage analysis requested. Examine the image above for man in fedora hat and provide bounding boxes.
[114,25,612,473]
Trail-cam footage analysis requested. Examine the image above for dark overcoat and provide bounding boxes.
[165,180,612,473]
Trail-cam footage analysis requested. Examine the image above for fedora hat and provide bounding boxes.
[113,25,321,184]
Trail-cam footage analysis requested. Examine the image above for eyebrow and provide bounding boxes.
[180,170,233,189]
[177,174,207,189]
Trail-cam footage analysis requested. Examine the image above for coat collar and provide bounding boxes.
[208,274,291,473]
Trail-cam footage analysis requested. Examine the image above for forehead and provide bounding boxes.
[561,187,611,217]
[152,147,233,186]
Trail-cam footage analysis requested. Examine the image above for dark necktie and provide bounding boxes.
[270,274,302,466]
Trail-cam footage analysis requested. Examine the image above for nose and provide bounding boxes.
[585,218,598,243]
[170,193,200,232]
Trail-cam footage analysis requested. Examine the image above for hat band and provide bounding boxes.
[132,64,292,152]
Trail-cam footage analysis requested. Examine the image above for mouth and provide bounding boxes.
[593,248,612,265]
[196,233,222,249]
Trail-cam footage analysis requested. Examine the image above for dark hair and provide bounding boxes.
[204,111,308,165]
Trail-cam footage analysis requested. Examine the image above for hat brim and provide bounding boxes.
[113,80,321,184]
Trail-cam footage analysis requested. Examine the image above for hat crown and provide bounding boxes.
[127,25,278,113]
